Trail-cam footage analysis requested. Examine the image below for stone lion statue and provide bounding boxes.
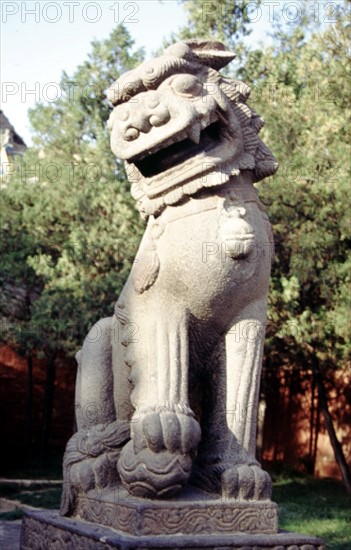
[61,40,278,516]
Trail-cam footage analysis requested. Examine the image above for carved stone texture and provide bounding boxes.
[74,486,278,536]
[60,38,281,511]
[20,510,326,550]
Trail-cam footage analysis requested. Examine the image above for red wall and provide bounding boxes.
[1,344,350,478]
[0,345,77,466]
[262,365,351,478]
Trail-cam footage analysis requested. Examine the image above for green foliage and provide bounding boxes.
[177,0,260,46]
[248,11,351,371]
[0,25,145,357]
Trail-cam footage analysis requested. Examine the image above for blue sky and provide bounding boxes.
[2,1,192,143]
[2,0,341,145]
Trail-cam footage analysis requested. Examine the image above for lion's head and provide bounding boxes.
[107,40,278,218]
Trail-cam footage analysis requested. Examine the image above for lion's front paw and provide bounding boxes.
[132,409,201,454]
[117,408,201,498]
[222,464,272,500]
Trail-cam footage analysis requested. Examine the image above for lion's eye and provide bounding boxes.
[171,75,203,98]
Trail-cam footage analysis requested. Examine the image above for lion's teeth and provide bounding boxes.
[216,111,227,125]
[132,128,194,161]
[187,125,201,144]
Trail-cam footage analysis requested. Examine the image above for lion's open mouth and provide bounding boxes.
[133,122,222,178]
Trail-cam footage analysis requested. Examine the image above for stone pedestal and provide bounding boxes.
[20,488,324,550]
[20,509,325,550]
[74,486,278,536]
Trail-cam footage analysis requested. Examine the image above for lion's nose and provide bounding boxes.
[149,106,170,127]
[127,111,153,136]
[120,93,171,141]
[124,127,140,141]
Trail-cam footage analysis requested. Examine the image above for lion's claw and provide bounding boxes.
[222,464,272,500]
[132,409,201,455]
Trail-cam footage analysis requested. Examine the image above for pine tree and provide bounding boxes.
[1,24,145,458]
[178,0,351,490]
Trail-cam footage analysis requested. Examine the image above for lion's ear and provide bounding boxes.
[184,39,235,70]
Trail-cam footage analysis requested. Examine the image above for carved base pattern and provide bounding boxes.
[21,509,325,550]
[74,487,278,535]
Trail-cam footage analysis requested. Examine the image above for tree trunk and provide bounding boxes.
[314,364,351,495]
[40,351,57,462]
[312,388,320,474]
[26,353,34,459]
[308,368,318,475]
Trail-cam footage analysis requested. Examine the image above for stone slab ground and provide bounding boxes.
[0,519,22,550]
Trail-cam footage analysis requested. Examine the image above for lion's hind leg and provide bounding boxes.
[61,317,130,515]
